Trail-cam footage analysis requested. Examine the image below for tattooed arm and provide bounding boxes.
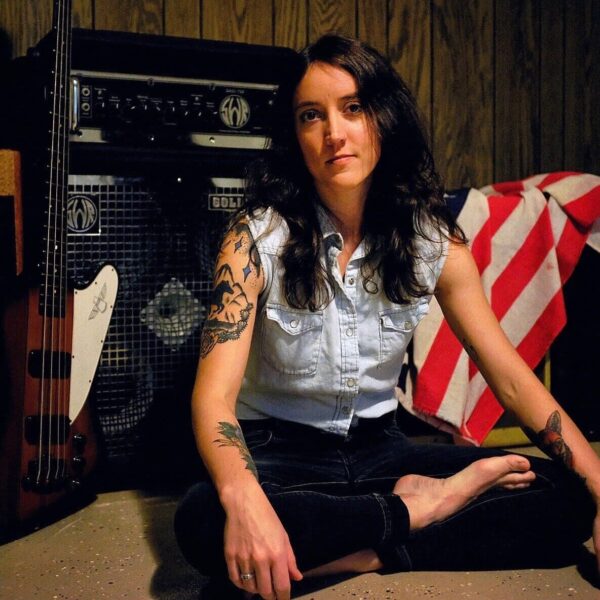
[436,241,600,569]
[191,219,302,598]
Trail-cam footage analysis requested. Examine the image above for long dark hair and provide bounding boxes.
[243,33,465,311]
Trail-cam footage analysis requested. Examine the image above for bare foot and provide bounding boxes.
[393,454,535,530]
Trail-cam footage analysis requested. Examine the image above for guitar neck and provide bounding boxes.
[39,0,72,316]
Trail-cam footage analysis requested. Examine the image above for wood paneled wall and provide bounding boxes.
[1,0,598,188]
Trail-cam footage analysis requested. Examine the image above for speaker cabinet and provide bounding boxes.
[67,170,242,488]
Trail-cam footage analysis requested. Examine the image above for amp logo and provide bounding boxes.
[67,194,100,234]
[219,94,251,129]
[209,194,245,212]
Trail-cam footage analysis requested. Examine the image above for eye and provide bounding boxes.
[346,102,363,115]
[299,109,321,123]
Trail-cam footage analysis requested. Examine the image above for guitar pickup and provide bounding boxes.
[24,414,70,445]
[28,350,72,378]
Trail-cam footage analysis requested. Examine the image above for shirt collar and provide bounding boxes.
[315,202,367,260]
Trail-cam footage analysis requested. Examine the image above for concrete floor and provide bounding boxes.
[1,445,599,600]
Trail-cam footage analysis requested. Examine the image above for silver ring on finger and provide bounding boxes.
[240,572,255,582]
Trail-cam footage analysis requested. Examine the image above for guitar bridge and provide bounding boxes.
[22,457,68,493]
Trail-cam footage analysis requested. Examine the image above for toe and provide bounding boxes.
[505,454,531,472]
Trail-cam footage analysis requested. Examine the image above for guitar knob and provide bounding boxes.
[72,433,87,452]
[67,478,82,491]
[71,455,87,472]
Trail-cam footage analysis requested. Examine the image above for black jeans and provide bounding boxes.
[174,413,594,576]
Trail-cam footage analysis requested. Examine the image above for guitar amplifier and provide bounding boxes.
[1,29,296,489]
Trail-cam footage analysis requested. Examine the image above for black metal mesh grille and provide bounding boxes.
[67,174,241,485]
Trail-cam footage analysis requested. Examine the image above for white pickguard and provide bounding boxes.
[69,265,118,422]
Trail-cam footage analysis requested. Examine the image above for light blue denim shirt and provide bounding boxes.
[237,205,448,436]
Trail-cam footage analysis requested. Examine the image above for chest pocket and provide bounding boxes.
[379,304,427,364]
[261,304,323,375]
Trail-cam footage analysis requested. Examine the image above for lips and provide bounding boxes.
[326,154,355,165]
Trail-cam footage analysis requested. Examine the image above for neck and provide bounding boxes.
[315,183,368,241]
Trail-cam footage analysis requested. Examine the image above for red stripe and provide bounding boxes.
[555,218,588,284]
[560,185,600,228]
[413,321,463,413]
[490,180,525,194]
[488,194,522,237]
[516,291,566,369]
[491,207,554,319]
[469,217,492,273]
[463,388,504,443]
[539,172,580,189]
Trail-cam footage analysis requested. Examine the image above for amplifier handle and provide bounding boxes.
[70,77,80,134]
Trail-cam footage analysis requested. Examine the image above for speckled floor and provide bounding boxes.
[1,445,599,600]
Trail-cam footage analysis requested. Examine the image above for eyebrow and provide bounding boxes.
[293,94,360,113]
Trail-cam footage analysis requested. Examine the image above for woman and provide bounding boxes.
[175,34,599,600]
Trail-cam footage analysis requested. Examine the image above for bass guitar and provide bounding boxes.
[0,0,117,534]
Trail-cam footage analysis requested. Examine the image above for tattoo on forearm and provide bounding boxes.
[213,421,258,480]
[526,411,574,469]
[462,337,480,365]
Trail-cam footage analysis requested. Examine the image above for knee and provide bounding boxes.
[174,481,226,576]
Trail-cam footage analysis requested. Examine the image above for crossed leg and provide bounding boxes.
[303,454,534,577]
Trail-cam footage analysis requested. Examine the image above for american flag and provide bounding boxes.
[397,172,600,445]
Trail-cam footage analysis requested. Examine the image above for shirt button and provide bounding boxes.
[346,328,354,337]
[290,319,299,328]
[342,406,352,415]
[403,321,412,330]
[347,277,355,286]
[347,378,357,387]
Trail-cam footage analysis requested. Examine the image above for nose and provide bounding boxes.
[324,113,345,147]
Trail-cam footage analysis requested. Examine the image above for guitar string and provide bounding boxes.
[38,0,64,487]
[54,0,67,483]
[58,0,71,484]
[58,0,72,482]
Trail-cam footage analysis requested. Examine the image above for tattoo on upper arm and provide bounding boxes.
[526,410,574,469]
[213,421,258,480]
[229,222,261,282]
[199,222,261,358]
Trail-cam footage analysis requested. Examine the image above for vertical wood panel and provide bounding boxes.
[388,0,432,133]
[358,0,387,54]
[308,0,356,41]
[73,0,94,29]
[202,0,273,44]
[165,0,201,38]
[495,0,541,182]
[432,0,493,188]
[540,0,564,173]
[275,0,308,49]
[95,0,164,34]
[0,0,53,59]
[565,0,600,172]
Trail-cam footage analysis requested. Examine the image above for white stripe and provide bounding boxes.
[544,174,600,209]
[521,173,548,190]
[548,196,569,247]
[483,189,546,282]
[433,349,470,428]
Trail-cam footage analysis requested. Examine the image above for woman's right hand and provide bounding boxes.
[222,484,303,600]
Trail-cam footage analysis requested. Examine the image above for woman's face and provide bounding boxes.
[292,61,381,202]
